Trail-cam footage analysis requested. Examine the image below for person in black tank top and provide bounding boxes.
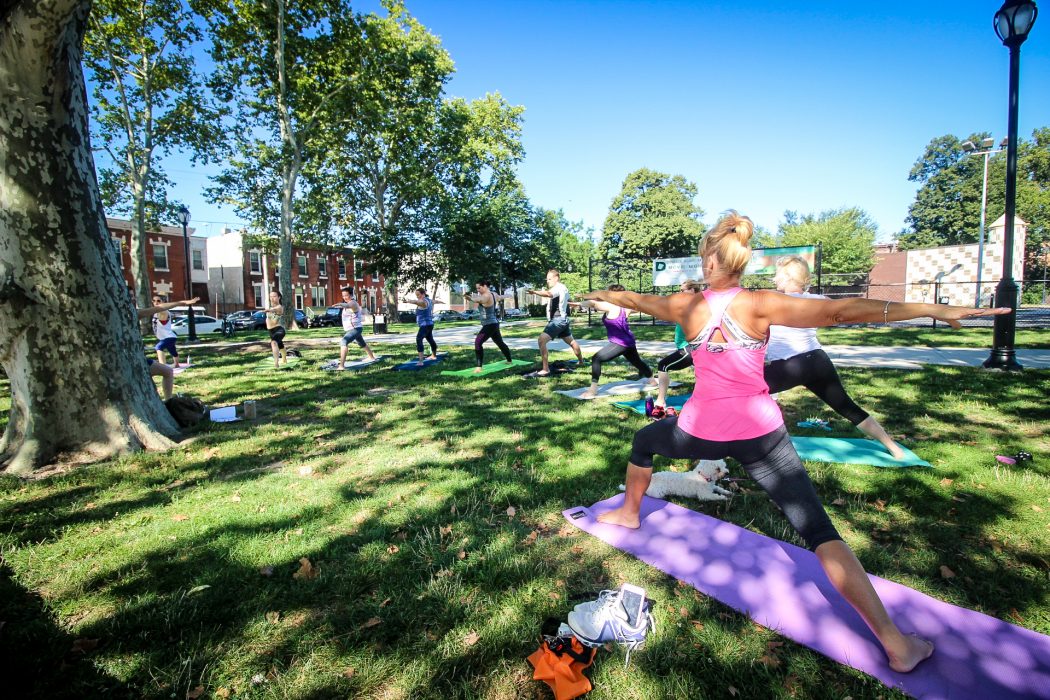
[465,281,513,371]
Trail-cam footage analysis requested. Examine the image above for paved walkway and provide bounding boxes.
[193,322,1050,369]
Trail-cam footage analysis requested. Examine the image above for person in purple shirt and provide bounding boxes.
[571,284,655,399]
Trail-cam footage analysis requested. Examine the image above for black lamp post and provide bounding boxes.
[984,0,1037,371]
[178,205,198,341]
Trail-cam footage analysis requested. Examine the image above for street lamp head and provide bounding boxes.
[178,205,190,226]
[961,140,976,152]
[980,137,996,149]
[994,0,1038,47]
[1000,137,1010,147]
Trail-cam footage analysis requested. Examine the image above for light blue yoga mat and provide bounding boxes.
[791,436,930,468]
[392,353,448,371]
[612,393,691,415]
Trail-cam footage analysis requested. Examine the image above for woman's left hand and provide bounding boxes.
[932,306,1011,329]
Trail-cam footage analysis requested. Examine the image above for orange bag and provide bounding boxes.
[527,634,596,700]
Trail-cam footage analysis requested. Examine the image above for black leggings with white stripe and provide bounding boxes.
[591,342,652,382]
[656,348,693,373]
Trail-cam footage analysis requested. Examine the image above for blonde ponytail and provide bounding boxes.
[698,211,755,276]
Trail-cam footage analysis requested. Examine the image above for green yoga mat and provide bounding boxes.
[612,393,692,415]
[790,436,930,468]
[254,355,300,371]
[440,359,533,377]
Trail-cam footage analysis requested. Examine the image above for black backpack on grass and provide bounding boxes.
[165,395,207,427]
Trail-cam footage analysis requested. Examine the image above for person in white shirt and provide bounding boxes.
[764,256,904,459]
[333,287,376,369]
[526,269,583,376]
[151,295,183,367]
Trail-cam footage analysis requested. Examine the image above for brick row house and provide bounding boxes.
[107,218,210,304]
[205,229,385,316]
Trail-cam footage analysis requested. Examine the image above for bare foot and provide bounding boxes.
[888,445,907,461]
[535,370,550,377]
[416,360,425,366]
[427,355,438,361]
[597,507,640,529]
[579,389,598,400]
[888,634,934,673]
[473,367,483,374]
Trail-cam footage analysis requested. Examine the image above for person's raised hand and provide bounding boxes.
[932,305,1011,329]
[579,290,604,302]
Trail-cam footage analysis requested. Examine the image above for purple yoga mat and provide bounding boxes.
[563,494,1050,700]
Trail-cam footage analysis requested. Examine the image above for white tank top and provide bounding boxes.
[765,291,825,362]
[153,313,176,340]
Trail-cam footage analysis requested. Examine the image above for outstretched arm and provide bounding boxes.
[581,290,697,324]
[570,299,616,314]
[753,290,1010,330]
[403,298,426,308]
[528,288,552,298]
[137,297,199,318]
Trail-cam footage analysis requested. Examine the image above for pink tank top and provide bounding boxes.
[676,288,783,441]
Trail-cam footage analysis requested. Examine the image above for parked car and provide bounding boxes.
[435,310,466,322]
[308,306,343,328]
[460,309,480,321]
[250,309,308,330]
[171,314,223,335]
[503,308,527,318]
[223,310,256,330]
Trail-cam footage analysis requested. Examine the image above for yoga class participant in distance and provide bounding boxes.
[333,286,377,370]
[464,280,514,373]
[582,210,1009,674]
[263,290,290,369]
[137,296,198,400]
[403,288,439,366]
[571,284,655,399]
[650,279,702,417]
[527,269,583,377]
[766,256,905,459]
[151,295,183,368]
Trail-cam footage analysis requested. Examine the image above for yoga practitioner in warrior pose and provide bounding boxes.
[264,290,289,369]
[403,288,439,365]
[527,269,583,376]
[137,296,198,400]
[765,256,905,459]
[650,279,703,417]
[584,210,1008,674]
[151,295,183,367]
[333,287,376,369]
[571,284,655,399]
[465,281,513,373]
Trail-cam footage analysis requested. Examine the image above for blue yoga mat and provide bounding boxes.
[612,393,691,415]
[791,436,930,468]
[392,353,448,371]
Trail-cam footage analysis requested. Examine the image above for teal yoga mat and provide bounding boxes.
[791,436,930,468]
[440,359,532,377]
[612,393,691,415]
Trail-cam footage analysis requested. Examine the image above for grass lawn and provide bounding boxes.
[1,343,1048,699]
[496,318,1050,349]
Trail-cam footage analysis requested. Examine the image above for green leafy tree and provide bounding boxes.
[900,129,1050,278]
[84,0,224,315]
[199,0,360,326]
[778,208,878,280]
[600,168,704,260]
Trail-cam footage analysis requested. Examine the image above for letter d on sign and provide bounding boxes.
[655,261,666,272]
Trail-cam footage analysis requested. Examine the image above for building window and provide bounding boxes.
[192,249,204,271]
[249,251,262,274]
[111,238,123,268]
[294,291,304,310]
[311,286,326,307]
[355,259,364,281]
[253,283,263,308]
[152,243,168,270]
[318,257,327,277]
[297,255,307,277]
[338,259,346,278]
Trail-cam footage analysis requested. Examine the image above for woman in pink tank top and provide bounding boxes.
[580,211,1008,675]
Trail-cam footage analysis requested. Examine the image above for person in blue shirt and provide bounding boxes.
[403,288,439,366]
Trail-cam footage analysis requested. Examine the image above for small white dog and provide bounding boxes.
[620,459,732,501]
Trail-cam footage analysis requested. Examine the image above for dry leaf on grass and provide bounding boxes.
[679,607,689,618]
[506,506,517,518]
[758,653,781,668]
[293,557,319,580]
[172,514,189,522]
[831,498,846,506]
[341,668,355,679]
[230,494,242,502]
[873,499,887,511]
[1033,505,1044,513]
[523,531,538,546]
[456,550,467,560]
[266,611,280,624]
[186,686,205,700]
[379,598,391,608]
[690,620,704,631]
[728,686,739,697]
[939,478,954,486]
[939,565,956,579]
[216,689,231,699]
[440,525,453,536]
[70,638,99,654]
[387,545,400,554]
[548,592,561,600]
[362,617,382,629]
[450,504,458,515]
[464,631,480,646]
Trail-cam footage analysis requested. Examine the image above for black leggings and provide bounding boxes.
[416,324,437,354]
[268,326,286,350]
[591,342,653,382]
[657,348,693,373]
[764,350,869,426]
[629,422,841,551]
[475,324,512,366]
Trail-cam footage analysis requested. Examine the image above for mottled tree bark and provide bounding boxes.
[0,0,178,475]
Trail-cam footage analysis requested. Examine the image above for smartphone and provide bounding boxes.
[619,583,647,627]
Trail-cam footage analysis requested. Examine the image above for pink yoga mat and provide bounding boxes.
[564,495,1050,699]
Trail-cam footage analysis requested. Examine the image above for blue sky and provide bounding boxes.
[163,1,1050,242]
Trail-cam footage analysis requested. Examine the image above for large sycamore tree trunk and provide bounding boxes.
[0,0,178,475]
